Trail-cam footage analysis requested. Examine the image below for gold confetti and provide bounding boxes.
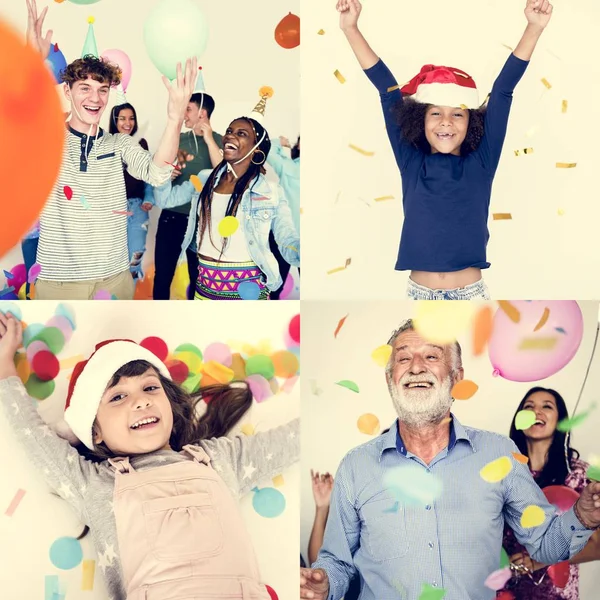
[493,213,512,220]
[60,355,84,369]
[374,195,394,202]
[81,560,95,591]
[334,69,346,84]
[240,423,255,436]
[541,78,552,89]
[533,307,550,332]
[519,337,558,350]
[515,148,533,156]
[317,29,325,35]
[498,301,521,323]
[459,104,468,110]
[349,144,375,156]
[562,100,568,113]
[327,258,351,274]
[287,246,298,252]
[514,150,520,157]
[272,474,285,487]
[190,174,203,192]
[521,505,546,528]
[502,44,514,51]
[357,413,380,435]
[387,84,400,92]
[556,163,577,169]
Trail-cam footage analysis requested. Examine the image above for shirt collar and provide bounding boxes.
[68,125,104,139]
[212,163,270,194]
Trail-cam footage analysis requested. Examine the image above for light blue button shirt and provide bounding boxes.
[313,416,594,600]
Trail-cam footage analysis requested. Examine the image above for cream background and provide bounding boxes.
[301,0,600,299]
[0,301,300,599]
[0,0,300,298]
[301,300,599,598]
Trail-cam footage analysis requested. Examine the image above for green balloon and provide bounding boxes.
[143,0,209,80]
[500,547,510,569]
[26,375,55,400]
[174,343,203,361]
[30,327,65,355]
[245,355,275,380]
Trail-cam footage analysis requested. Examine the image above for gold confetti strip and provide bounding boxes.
[460,104,468,110]
[498,301,521,323]
[272,474,285,487]
[556,162,577,169]
[327,258,352,275]
[519,337,558,350]
[334,69,346,84]
[81,560,95,591]
[60,355,84,369]
[562,100,568,113]
[287,246,298,252]
[502,44,514,51]
[515,148,534,156]
[349,144,375,156]
[317,29,325,35]
[387,84,400,92]
[492,213,512,220]
[374,195,394,202]
[533,307,550,332]
[541,78,552,89]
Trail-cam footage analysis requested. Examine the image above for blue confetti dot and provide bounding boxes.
[238,281,261,300]
[252,487,286,518]
[49,537,83,570]
[56,304,76,329]
[0,301,22,320]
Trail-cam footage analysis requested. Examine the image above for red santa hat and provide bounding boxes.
[56,339,171,450]
[401,64,479,109]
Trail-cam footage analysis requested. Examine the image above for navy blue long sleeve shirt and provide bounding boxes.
[364,53,528,272]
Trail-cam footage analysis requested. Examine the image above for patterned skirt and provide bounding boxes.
[194,258,269,300]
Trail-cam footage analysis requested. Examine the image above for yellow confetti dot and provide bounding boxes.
[240,423,255,436]
[492,213,512,220]
[357,413,380,435]
[317,29,325,35]
[371,345,392,367]
[556,163,577,169]
[375,195,394,202]
[451,380,479,400]
[524,148,533,154]
[521,505,546,528]
[218,216,239,238]
[541,78,552,89]
[519,337,558,350]
[480,456,513,483]
[174,350,203,374]
[231,353,246,380]
[558,208,565,216]
[190,174,203,192]
[203,361,234,384]
[562,100,568,113]
[413,301,475,344]
[81,559,95,591]
[15,353,30,384]
[334,69,346,84]
[459,104,468,110]
[273,474,285,487]
[348,144,375,156]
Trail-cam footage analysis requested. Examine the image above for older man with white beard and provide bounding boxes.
[300,319,600,600]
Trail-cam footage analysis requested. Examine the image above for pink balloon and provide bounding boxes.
[488,301,583,382]
[542,485,579,514]
[101,49,132,91]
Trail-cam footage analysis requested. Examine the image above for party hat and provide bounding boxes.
[114,83,127,105]
[81,16,98,58]
[194,66,206,93]
[249,86,274,123]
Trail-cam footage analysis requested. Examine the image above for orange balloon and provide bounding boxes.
[0,20,64,257]
[274,13,300,49]
[134,265,155,300]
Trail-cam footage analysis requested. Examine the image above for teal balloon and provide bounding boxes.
[143,0,209,80]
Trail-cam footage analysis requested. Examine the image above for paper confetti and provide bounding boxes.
[371,344,392,367]
[28,263,42,284]
[336,380,359,393]
[515,409,536,430]
[541,78,552,89]
[5,488,26,516]
[349,144,375,156]
[327,258,351,275]
[0,286,16,298]
[459,104,468,110]
[190,174,203,192]
[451,379,478,400]
[485,567,512,591]
[556,162,577,168]
[519,337,558,350]
[252,487,286,518]
[502,44,514,51]
[334,314,349,338]
[317,29,325,35]
[480,456,512,483]
[418,582,446,600]
[514,148,534,156]
[384,501,400,514]
[562,100,568,113]
[63,185,73,200]
[557,406,595,432]
[555,327,566,334]
[240,423,255,436]
[80,196,89,209]
[586,465,600,481]
[111,210,133,216]
[45,575,60,600]
[472,305,493,356]
[3,270,14,279]
[81,560,95,591]
[534,307,550,331]
[512,452,529,464]
[357,413,380,435]
[334,69,346,84]
[493,213,512,220]
[498,301,521,323]
[310,379,323,396]
[272,474,285,488]
[59,355,84,370]
[558,208,565,216]
[374,195,394,202]
[218,216,239,237]
[521,505,546,528]
[384,463,443,505]
[387,84,400,92]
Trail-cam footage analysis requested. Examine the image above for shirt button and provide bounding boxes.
[428,542,434,549]
[246,215,251,220]
[432,582,437,587]
[263,212,269,219]
[426,505,431,510]
[570,526,575,531]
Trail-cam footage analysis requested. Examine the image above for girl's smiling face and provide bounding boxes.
[115,108,135,135]
[424,105,469,155]
[521,391,559,441]
[222,119,257,163]
[93,368,174,455]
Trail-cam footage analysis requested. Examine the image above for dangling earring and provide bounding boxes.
[564,432,572,474]
[251,149,266,165]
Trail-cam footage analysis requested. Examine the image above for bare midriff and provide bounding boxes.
[410,267,482,290]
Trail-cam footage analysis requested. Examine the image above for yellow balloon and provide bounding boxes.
[170,261,190,300]
[371,344,392,367]
[357,413,380,435]
[218,216,239,238]
[413,301,475,344]
[480,456,513,483]
[521,505,546,528]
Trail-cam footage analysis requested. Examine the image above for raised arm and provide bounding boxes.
[514,0,553,61]
[337,0,378,69]
[25,0,52,60]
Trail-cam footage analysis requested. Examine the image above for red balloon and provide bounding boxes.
[140,336,169,361]
[548,561,570,588]
[274,13,300,49]
[288,314,300,343]
[32,350,60,381]
[265,585,278,600]
[166,359,189,384]
[542,485,580,514]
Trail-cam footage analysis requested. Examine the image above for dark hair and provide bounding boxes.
[509,387,580,489]
[393,97,486,156]
[80,360,253,463]
[190,92,215,118]
[61,55,121,88]
[198,117,271,259]
[291,136,300,160]
[109,103,139,136]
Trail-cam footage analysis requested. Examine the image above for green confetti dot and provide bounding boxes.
[30,327,65,355]
[182,373,202,394]
[515,409,536,430]
[25,375,55,400]
[336,380,359,393]
[557,406,596,432]
[174,343,203,361]
[586,465,600,481]
[500,547,510,569]
[245,355,275,380]
[418,583,446,600]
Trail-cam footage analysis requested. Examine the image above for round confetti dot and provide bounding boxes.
[26,340,50,364]
[166,359,189,384]
[93,289,112,300]
[512,452,529,465]
[0,301,22,320]
[174,343,203,361]
[414,301,474,344]
[271,350,299,378]
[32,350,60,381]
[182,373,202,394]
[484,568,512,591]
[238,280,261,300]
[252,487,286,518]
[515,409,537,430]
[23,322,45,348]
[543,485,580,513]
[140,336,168,361]
[15,353,30,383]
[175,350,203,374]
[357,413,380,435]
[383,463,443,505]
[218,215,239,237]
[246,374,272,402]
[204,342,232,367]
[371,344,392,367]
[288,314,300,343]
[500,547,510,569]
[265,585,279,600]
[240,423,255,436]
[480,457,512,483]
[520,505,546,528]
[25,375,55,400]
[231,353,246,380]
[56,303,76,329]
[451,380,479,400]
[49,536,83,570]
[245,355,275,380]
[203,361,234,384]
[46,315,74,343]
[30,327,65,355]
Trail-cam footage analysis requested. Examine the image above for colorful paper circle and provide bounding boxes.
[32,350,60,381]
[140,336,169,361]
[49,536,83,570]
[245,355,275,380]
[252,487,286,518]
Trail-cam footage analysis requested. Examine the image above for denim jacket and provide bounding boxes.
[153,164,300,290]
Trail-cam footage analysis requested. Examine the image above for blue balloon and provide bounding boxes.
[49,537,83,570]
[47,44,67,84]
[252,487,286,518]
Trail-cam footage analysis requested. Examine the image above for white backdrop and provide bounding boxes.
[301,300,600,598]
[0,301,300,599]
[0,0,300,299]
[301,0,600,299]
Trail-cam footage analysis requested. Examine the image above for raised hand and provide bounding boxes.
[575,481,600,529]
[311,470,334,509]
[162,58,198,124]
[0,313,23,373]
[337,0,362,32]
[279,136,291,148]
[525,0,553,29]
[300,568,330,599]
[25,0,53,59]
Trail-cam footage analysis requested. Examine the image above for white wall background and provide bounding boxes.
[301,0,600,299]
[0,301,300,599]
[0,0,300,298]
[301,300,599,598]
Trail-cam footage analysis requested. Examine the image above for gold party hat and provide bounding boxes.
[250,86,274,122]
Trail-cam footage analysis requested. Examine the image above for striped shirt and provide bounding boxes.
[37,127,172,281]
[313,416,594,600]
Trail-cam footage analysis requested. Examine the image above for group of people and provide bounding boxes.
[19,0,300,301]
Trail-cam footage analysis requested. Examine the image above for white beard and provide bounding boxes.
[388,373,454,428]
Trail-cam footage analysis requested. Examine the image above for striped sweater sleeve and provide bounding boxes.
[119,134,173,187]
